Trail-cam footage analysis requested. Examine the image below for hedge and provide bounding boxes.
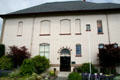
[0,44,5,57]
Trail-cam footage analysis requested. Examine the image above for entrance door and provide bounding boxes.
[60,56,71,71]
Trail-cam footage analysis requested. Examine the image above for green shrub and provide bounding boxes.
[20,59,36,76]
[0,44,5,57]
[49,70,55,76]
[100,67,116,74]
[68,72,82,80]
[77,63,98,74]
[114,75,120,80]
[32,55,50,74]
[9,69,20,78]
[27,73,42,80]
[27,73,37,80]
[0,56,13,70]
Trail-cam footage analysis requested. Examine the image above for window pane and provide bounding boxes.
[40,45,44,52]
[40,53,44,56]
[76,50,81,54]
[45,45,50,52]
[45,52,49,59]
[86,24,91,31]
[60,49,70,54]
[76,45,81,50]
[114,44,118,48]
[98,27,102,33]
[99,44,104,49]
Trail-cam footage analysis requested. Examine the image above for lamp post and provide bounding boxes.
[88,30,92,80]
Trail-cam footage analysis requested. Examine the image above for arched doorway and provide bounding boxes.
[60,48,71,71]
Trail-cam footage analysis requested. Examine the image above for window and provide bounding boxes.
[17,21,23,36]
[60,48,70,55]
[76,44,81,57]
[86,24,91,31]
[40,20,50,36]
[99,44,104,49]
[75,19,81,35]
[39,43,50,59]
[60,19,71,35]
[97,20,103,34]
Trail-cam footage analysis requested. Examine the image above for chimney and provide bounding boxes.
[83,0,86,2]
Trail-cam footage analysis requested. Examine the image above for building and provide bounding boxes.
[0,1,120,72]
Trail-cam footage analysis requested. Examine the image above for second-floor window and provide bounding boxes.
[17,21,23,36]
[75,19,81,35]
[60,19,71,35]
[97,20,103,34]
[40,20,50,36]
[86,24,91,31]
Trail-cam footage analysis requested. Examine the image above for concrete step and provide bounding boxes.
[57,72,71,77]
[55,77,67,80]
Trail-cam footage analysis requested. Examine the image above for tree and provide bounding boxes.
[8,46,31,67]
[98,43,120,74]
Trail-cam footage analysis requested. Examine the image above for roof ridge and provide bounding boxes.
[7,1,96,15]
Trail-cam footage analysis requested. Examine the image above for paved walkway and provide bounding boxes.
[57,72,70,77]
[54,72,70,80]
[55,77,67,80]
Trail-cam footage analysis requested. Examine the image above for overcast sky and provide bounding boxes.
[0,0,120,35]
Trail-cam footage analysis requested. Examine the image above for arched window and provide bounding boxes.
[40,20,50,35]
[60,48,70,55]
[17,21,23,36]
[39,43,50,59]
[75,19,81,34]
[60,19,71,34]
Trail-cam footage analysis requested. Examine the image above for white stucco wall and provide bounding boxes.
[2,13,120,72]
[2,18,33,52]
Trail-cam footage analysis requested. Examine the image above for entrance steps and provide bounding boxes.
[55,77,67,80]
[57,72,71,77]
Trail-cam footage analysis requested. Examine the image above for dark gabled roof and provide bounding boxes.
[1,1,120,17]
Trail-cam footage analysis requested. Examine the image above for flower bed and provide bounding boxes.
[82,73,114,80]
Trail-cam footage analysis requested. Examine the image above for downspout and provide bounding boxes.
[30,16,35,54]
[106,14,111,44]
[0,18,6,44]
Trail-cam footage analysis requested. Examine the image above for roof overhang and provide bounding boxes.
[0,8,120,18]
